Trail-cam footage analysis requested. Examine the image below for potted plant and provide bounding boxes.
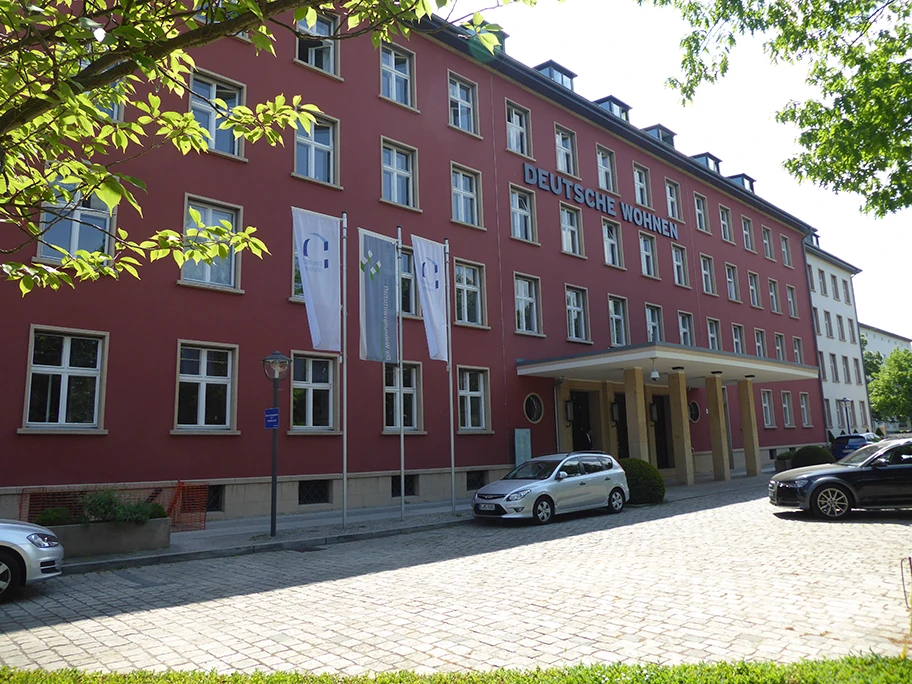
[774,450,796,473]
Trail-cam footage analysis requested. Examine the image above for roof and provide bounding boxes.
[858,323,912,342]
[805,242,862,275]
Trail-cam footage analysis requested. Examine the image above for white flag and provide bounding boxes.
[292,207,341,352]
[411,235,448,362]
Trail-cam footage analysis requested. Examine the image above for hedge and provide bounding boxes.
[618,457,665,504]
[791,445,836,468]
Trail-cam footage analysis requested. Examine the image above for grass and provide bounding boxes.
[2,657,912,684]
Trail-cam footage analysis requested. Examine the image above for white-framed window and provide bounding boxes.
[725,264,739,301]
[296,14,337,74]
[853,357,863,385]
[633,164,651,206]
[566,286,588,341]
[694,194,709,232]
[295,118,336,184]
[812,307,821,334]
[774,333,785,361]
[824,311,833,337]
[597,146,617,192]
[818,269,828,295]
[510,186,535,242]
[768,279,781,313]
[672,244,688,286]
[700,255,715,294]
[732,324,745,355]
[608,296,628,346]
[38,190,110,262]
[824,398,832,428]
[843,279,852,304]
[665,180,681,219]
[741,217,755,251]
[645,304,663,343]
[176,345,233,429]
[830,353,839,382]
[678,312,695,346]
[451,166,480,226]
[782,391,794,427]
[754,329,767,357]
[707,318,721,351]
[837,315,845,340]
[640,233,657,277]
[182,200,238,288]
[555,125,576,175]
[819,351,827,380]
[25,330,105,428]
[384,363,420,431]
[400,248,417,316]
[859,400,866,427]
[382,140,416,207]
[514,274,541,334]
[506,102,530,156]
[560,205,582,255]
[800,393,811,427]
[190,72,243,156]
[748,272,761,307]
[761,390,774,427]
[761,226,774,259]
[842,356,851,384]
[381,44,413,107]
[780,235,792,266]
[455,261,484,325]
[458,367,488,430]
[848,318,856,343]
[807,264,815,291]
[603,219,623,267]
[292,355,334,430]
[831,274,840,300]
[719,206,733,242]
[793,337,804,365]
[449,74,477,134]
[786,285,798,317]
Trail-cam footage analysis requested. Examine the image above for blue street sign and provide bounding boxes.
[264,407,279,430]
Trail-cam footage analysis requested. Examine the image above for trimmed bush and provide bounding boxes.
[791,444,835,468]
[618,457,665,504]
[775,449,796,462]
[34,507,73,527]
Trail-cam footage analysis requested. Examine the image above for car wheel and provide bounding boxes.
[607,488,625,514]
[533,496,554,525]
[811,484,852,520]
[0,550,22,601]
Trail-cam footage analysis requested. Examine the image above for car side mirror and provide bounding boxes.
[557,471,568,480]
[871,457,889,468]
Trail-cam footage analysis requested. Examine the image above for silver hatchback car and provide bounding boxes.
[473,451,630,524]
[0,519,64,601]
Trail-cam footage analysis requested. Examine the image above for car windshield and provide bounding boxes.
[504,460,560,480]
[838,443,884,466]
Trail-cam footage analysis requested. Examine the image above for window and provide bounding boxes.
[774,333,785,361]
[761,390,774,427]
[608,296,628,346]
[761,226,774,259]
[451,166,480,226]
[824,311,833,337]
[672,244,688,286]
[824,399,832,428]
[176,345,233,429]
[602,219,623,267]
[645,304,663,343]
[506,102,530,156]
[566,287,588,341]
[678,312,695,346]
[782,392,794,427]
[850,402,858,430]
[510,187,535,242]
[26,330,105,428]
[741,217,755,251]
[299,480,331,505]
[640,234,657,277]
[514,275,541,334]
[780,235,792,267]
[830,353,839,382]
[853,358,862,385]
[296,14,336,74]
[807,264,815,291]
[848,319,856,343]
[665,180,681,219]
[843,279,852,304]
[183,200,238,288]
[725,264,739,301]
[732,325,745,354]
[748,272,761,307]
[786,286,798,317]
[812,307,821,334]
[842,356,851,384]
[455,261,484,325]
[768,279,781,313]
[384,363,420,430]
[754,329,766,357]
[700,255,715,294]
[836,315,845,340]
[793,337,804,365]
[818,351,827,380]
[294,118,336,184]
[719,206,733,242]
[381,44,413,107]
[38,190,110,262]
[707,319,721,351]
[449,75,477,134]
[597,147,617,192]
[381,141,416,207]
[190,73,242,156]
[633,164,651,206]
[800,393,811,427]
[694,194,709,232]
[836,400,845,428]
[818,269,828,295]
[292,356,334,430]
[555,126,576,175]
[560,205,582,255]
[458,368,488,430]
[859,401,866,427]
[831,274,840,300]
[400,249,417,316]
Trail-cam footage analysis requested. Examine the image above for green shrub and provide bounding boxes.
[775,449,796,461]
[34,507,73,527]
[791,444,835,468]
[82,489,122,522]
[618,457,665,504]
[114,501,168,523]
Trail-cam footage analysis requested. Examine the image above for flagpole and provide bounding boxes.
[397,226,405,522]
[341,212,348,529]
[444,239,456,515]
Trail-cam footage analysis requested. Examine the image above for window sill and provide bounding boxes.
[561,250,586,260]
[505,148,535,163]
[17,428,108,436]
[451,219,485,231]
[784,424,796,429]
[605,263,626,271]
[696,228,712,236]
[641,273,662,281]
[292,58,343,82]
[728,298,743,304]
[457,429,495,435]
[783,264,795,270]
[403,312,423,321]
[288,296,306,305]
[31,255,65,267]
[750,304,764,310]
[205,148,248,163]
[567,337,594,345]
[674,282,692,290]
[635,202,654,212]
[510,236,540,247]
[447,123,483,140]
[455,322,490,330]
[177,280,245,295]
[382,430,428,436]
[515,330,546,338]
[170,429,241,436]
[771,310,783,315]
[744,247,758,255]
[290,173,343,191]
[764,256,777,263]
[703,291,719,298]
[379,198,422,213]
[722,238,736,246]
[802,423,813,428]
[287,429,341,436]
[763,425,777,430]
[378,94,420,114]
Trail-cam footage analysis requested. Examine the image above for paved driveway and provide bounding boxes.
[2,485,910,674]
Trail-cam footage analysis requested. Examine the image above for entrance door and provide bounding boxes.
[653,396,674,469]
[570,391,592,451]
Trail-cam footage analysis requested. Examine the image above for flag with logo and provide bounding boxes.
[411,235,448,362]
[359,228,399,363]
[292,207,341,352]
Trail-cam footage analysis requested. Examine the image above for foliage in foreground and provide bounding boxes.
[618,457,666,504]
[3,657,912,683]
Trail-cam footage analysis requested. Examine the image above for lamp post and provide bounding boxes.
[841,397,852,433]
[262,351,291,537]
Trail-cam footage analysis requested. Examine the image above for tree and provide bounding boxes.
[0,0,530,293]
[861,334,885,384]
[869,348,912,421]
[650,0,912,216]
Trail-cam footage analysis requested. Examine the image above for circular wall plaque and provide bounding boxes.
[688,401,700,423]
[524,393,544,424]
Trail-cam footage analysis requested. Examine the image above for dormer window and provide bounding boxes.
[534,60,576,90]
[644,125,675,148]
[692,152,722,173]
[595,96,631,122]
[728,174,756,193]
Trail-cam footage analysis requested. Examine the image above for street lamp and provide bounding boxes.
[262,351,291,537]
[841,397,852,434]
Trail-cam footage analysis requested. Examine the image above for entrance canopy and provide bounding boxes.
[516,342,819,387]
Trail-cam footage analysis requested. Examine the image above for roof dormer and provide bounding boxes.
[643,124,676,148]
[594,95,631,122]
[534,60,576,91]
[728,173,756,194]
[692,152,722,173]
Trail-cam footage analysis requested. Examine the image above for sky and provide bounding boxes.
[444,0,912,339]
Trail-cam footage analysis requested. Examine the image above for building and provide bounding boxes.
[804,237,869,436]
[0,15,827,520]
[858,323,912,433]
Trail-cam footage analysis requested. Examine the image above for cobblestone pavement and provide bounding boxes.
[2,486,911,674]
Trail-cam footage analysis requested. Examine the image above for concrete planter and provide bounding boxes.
[50,517,171,558]
[774,459,792,473]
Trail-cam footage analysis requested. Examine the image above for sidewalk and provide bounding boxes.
[62,466,774,575]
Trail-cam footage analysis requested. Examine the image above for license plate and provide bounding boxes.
[478,503,495,511]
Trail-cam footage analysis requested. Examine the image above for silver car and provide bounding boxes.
[0,519,65,600]
[473,451,630,524]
